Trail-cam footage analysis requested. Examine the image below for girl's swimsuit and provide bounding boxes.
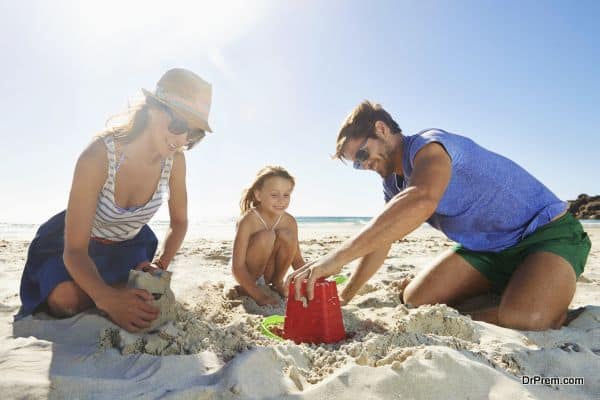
[251,208,283,231]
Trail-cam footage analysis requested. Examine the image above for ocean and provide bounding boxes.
[0,216,374,241]
[1,217,598,242]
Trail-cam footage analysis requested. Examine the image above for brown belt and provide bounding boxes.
[90,236,120,245]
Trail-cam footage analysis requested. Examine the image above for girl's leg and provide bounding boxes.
[245,230,277,279]
[268,228,298,296]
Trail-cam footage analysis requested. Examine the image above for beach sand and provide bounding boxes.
[1,226,598,399]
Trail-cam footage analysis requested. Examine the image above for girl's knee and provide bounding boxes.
[275,228,296,246]
[250,230,276,249]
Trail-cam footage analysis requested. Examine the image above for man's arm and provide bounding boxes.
[331,142,452,267]
[339,243,391,304]
[287,142,452,301]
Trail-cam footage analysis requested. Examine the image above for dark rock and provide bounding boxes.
[568,194,600,219]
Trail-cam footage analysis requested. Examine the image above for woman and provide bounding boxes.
[18,68,213,332]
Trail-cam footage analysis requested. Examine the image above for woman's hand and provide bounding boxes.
[135,260,161,274]
[284,255,342,303]
[96,287,159,332]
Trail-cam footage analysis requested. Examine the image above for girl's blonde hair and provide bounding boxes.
[240,166,295,214]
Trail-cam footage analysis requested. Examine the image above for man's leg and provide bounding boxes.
[402,249,492,306]
[496,251,576,330]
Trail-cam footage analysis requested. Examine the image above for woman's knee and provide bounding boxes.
[47,281,92,318]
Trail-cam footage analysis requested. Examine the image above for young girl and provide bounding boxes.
[231,166,305,305]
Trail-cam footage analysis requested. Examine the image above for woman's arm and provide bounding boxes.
[63,139,158,332]
[152,152,188,269]
[63,140,116,304]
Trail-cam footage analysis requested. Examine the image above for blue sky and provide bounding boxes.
[0,0,598,223]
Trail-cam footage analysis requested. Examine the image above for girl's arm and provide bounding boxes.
[231,217,275,304]
[152,152,188,269]
[63,139,158,332]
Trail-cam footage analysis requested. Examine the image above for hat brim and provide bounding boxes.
[142,88,212,133]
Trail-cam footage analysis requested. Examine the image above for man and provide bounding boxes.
[287,101,590,331]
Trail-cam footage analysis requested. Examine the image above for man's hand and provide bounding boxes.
[96,287,159,332]
[284,255,343,303]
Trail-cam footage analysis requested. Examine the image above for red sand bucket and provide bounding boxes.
[284,278,346,344]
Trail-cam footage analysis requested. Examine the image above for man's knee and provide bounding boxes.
[402,281,434,307]
[498,306,555,331]
[47,282,90,318]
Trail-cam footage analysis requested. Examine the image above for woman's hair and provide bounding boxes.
[96,95,165,143]
[240,166,295,214]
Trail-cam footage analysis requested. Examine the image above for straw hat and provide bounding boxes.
[142,68,213,132]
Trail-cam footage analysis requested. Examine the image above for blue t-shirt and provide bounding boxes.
[383,129,566,252]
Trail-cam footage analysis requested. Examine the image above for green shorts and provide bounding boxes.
[454,213,591,294]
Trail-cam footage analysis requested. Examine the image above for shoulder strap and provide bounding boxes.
[272,214,283,230]
[251,208,269,230]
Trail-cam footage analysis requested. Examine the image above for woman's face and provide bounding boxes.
[149,105,198,157]
[254,177,294,215]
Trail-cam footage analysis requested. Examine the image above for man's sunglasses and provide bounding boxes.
[352,137,370,169]
[161,104,206,149]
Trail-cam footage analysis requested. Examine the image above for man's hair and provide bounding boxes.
[333,100,402,160]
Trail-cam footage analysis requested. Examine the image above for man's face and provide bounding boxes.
[342,135,396,178]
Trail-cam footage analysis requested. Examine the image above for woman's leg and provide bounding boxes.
[46,281,94,317]
[402,249,493,306]
[46,260,149,318]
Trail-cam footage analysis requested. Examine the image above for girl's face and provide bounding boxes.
[254,177,294,215]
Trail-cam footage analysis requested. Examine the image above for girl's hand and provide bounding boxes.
[97,287,160,332]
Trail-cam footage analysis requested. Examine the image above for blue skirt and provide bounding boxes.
[17,210,158,319]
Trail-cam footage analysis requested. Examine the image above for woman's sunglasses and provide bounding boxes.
[161,104,206,149]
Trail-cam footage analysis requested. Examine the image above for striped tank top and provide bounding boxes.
[91,135,173,241]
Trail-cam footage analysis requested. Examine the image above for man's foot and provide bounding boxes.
[564,307,586,326]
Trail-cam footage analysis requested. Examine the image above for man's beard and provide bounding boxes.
[377,142,396,178]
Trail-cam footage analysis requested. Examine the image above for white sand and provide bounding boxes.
[1,226,599,399]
